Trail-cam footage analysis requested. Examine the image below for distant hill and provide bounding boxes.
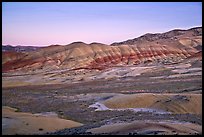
[111,27,202,46]
[2,45,41,52]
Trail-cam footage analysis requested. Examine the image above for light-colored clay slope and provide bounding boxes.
[103,93,202,114]
[88,120,202,135]
[2,106,83,135]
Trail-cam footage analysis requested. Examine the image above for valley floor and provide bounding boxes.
[2,61,202,135]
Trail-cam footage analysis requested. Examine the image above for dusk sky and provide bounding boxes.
[2,2,202,47]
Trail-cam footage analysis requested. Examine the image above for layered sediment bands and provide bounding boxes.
[85,44,198,70]
[2,27,202,72]
[2,51,27,64]
[1,43,199,72]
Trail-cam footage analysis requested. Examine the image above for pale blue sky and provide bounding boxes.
[2,2,202,46]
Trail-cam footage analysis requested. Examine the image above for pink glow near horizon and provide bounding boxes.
[2,2,202,47]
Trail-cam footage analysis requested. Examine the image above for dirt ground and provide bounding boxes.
[2,61,202,135]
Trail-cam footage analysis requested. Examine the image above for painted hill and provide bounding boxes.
[2,27,202,73]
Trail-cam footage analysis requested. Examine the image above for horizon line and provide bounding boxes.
[3,25,202,47]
